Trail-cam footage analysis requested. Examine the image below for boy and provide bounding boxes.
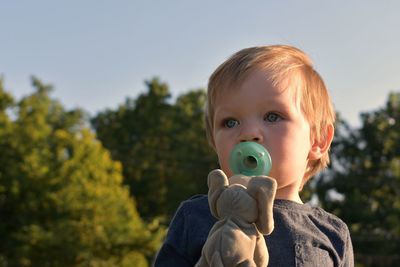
[154,45,354,266]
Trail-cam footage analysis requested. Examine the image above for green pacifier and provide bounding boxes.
[229,141,272,176]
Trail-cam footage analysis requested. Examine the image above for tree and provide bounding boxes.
[92,78,174,220]
[317,93,400,266]
[92,78,218,220]
[166,89,218,213]
[0,77,163,267]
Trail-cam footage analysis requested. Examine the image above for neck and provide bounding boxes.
[275,184,303,204]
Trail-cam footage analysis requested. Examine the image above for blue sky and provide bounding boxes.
[1,1,399,126]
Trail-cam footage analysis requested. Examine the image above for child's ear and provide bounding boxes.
[308,123,334,160]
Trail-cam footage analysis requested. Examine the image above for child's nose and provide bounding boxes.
[240,136,262,143]
[239,124,264,143]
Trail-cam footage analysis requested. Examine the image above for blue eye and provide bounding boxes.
[224,119,239,128]
[265,113,282,123]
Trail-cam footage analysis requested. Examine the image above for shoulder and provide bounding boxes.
[270,199,353,266]
[274,199,350,237]
[157,195,216,265]
[308,206,354,265]
[179,194,210,214]
[312,206,351,237]
[169,194,214,236]
[311,206,354,260]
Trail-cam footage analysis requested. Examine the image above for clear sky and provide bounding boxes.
[1,1,399,127]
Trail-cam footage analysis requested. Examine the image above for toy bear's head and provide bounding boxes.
[208,169,277,235]
[215,184,258,223]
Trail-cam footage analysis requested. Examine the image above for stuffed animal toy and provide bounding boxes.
[195,169,277,267]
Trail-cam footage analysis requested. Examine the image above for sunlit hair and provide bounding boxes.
[204,45,336,184]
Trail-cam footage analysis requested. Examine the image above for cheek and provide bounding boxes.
[278,124,311,150]
[267,127,311,170]
[293,128,312,156]
[217,149,232,174]
[215,142,234,176]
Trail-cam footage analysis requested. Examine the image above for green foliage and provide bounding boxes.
[0,78,164,267]
[92,78,218,220]
[166,90,218,213]
[92,78,173,219]
[7,74,399,266]
[317,93,400,266]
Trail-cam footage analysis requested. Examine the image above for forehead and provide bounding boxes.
[213,68,302,110]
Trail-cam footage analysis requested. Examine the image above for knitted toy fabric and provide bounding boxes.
[195,169,277,267]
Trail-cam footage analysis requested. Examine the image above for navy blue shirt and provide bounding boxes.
[154,195,354,267]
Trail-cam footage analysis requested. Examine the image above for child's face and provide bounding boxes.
[212,70,313,201]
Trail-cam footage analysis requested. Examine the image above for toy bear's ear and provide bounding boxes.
[207,169,229,219]
[247,177,277,235]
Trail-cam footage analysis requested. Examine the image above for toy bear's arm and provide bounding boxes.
[207,169,229,219]
[247,176,277,235]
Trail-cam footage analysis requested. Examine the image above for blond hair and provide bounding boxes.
[205,45,336,183]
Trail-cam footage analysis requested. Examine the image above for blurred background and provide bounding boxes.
[1,1,399,266]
